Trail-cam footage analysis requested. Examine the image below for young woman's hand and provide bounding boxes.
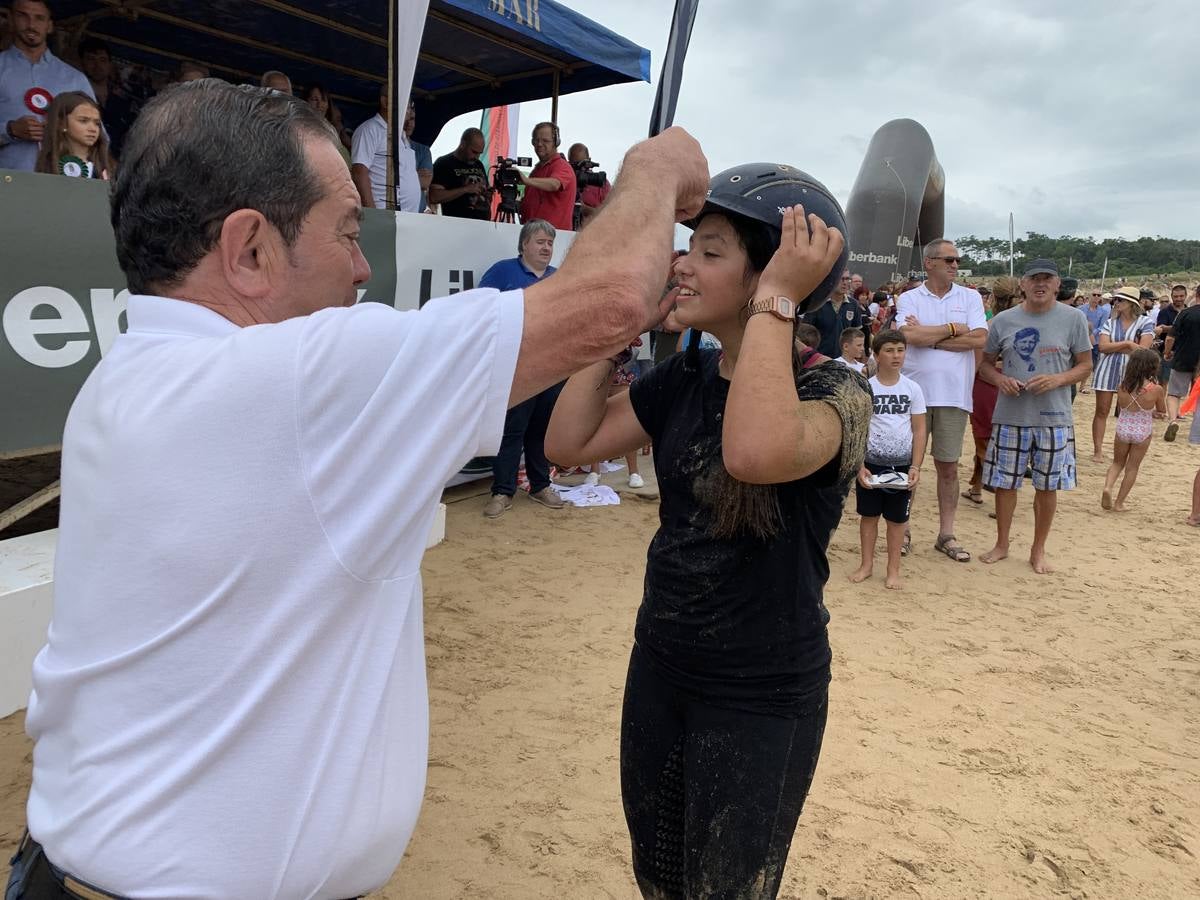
[906,467,921,490]
[757,205,844,303]
[857,467,874,489]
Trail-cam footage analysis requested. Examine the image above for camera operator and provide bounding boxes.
[429,127,489,220]
[517,121,575,231]
[568,142,610,226]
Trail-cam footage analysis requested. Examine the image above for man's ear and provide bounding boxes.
[217,209,279,300]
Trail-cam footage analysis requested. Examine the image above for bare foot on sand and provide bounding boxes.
[1112,500,1127,512]
[980,545,1008,564]
[1101,489,1112,510]
[1091,454,1105,463]
[885,572,903,590]
[848,565,873,584]
[1186,516,1200,527]
[1029,550,1054,574]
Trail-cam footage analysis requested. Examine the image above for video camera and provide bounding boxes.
[571,158,607,189]
[490,156,532,221]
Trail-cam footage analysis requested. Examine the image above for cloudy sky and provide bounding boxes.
[429,0,1196,241]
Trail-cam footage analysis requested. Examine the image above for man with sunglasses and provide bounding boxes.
[802,267,868,358]
[895,240,987,563]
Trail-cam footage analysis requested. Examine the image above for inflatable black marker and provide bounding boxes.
[845,118,945,289]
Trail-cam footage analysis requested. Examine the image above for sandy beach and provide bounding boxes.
[2,391,1197,898]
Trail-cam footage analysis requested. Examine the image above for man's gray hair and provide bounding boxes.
[519,219,555,254]
[112,80,338,294]
[923,238,954,259]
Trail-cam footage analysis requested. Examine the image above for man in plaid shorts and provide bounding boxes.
[977,259,1093,574]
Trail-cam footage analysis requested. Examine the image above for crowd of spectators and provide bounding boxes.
[800,243,1199,573]
[1,0,605,228]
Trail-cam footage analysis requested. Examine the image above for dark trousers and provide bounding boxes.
[491,381,563,497]
[620,644,828,900]
[7,833,118,900]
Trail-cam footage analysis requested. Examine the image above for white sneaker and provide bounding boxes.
[628,473,645,489]
[585,471,601,486]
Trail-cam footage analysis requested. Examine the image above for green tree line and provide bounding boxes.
[951,234,1200,278]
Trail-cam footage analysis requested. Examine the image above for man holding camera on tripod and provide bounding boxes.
[518,121,576,231]
[429,127,490,220]
[568,142,610,227]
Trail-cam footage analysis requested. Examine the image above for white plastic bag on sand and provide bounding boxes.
[551,483,621,507]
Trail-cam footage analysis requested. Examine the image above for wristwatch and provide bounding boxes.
[747,295,796,321]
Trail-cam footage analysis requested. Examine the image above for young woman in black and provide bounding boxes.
[547,164,871,899]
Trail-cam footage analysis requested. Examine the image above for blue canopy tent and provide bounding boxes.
[53,0,651,142]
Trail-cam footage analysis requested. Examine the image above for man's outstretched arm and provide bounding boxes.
[510,128,708,405]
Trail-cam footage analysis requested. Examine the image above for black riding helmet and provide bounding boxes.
[685,163,850,315]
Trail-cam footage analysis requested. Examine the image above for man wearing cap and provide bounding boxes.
[977,259,1092,574]
[0,0,95,171]
[1163,286,1200,439]
[895,239,987,563]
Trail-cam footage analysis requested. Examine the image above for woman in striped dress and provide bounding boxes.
[1091,287,1154,460]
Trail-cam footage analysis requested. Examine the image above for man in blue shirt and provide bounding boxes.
[1080,290,1110,391]
[478,219,565,517]
[1,0,95,171]
[403,101,433,212]
[802,268,866,358]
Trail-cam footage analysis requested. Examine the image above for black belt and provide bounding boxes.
[6,831,125,899]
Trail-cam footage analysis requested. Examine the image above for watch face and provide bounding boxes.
[779,297,795,318]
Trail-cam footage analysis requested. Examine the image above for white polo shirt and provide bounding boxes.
[896,282,987,410]
[25,289,523,899]
[350,112,421,212]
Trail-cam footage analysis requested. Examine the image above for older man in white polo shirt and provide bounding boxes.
[6,80,709,899]
[896,239,988,562]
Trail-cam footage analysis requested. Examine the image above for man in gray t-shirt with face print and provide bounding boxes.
[977,259,1092,575]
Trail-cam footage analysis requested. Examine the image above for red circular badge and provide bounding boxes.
[25,87,53,115]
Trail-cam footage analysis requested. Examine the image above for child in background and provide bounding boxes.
[835,327,867,375]
[850,330,926,589]
[35,91,113,179]
[587,336,647,489]
[1101,348,1165,511]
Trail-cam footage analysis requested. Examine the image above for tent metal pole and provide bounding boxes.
[551,69,560,124]
[387,0,396,211]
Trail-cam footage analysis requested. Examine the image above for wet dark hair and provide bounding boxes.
[1121,348,1159,395]
[684,209,825,541]
[872,329,906,353]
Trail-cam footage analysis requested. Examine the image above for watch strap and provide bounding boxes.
[747,295,796,321]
